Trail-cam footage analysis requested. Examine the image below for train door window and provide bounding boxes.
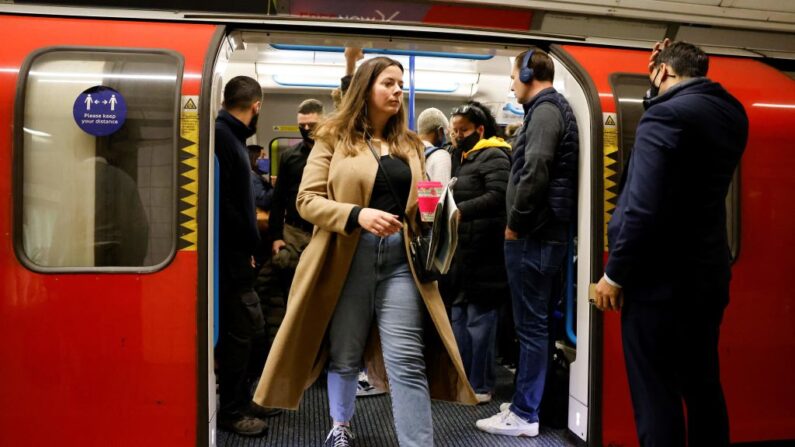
[608,73,740,260]
[268,136,301,182]
[15,48,183,271]
[607,73,648,181]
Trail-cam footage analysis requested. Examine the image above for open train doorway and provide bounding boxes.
[206,26,600,446]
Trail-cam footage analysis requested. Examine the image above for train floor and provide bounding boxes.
[217,366,578,447]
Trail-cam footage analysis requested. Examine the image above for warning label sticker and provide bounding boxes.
[179,95,199,251]
[603,112,619,251]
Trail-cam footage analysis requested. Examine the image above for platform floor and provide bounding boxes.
[217,367,578,447]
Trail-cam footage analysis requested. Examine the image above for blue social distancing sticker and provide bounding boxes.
[73,86,127,136]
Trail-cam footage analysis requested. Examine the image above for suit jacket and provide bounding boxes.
[606,78,747,302]
[254,136,478,409]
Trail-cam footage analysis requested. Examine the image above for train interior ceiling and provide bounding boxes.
[209,30,596,438]
[217,31,586,169]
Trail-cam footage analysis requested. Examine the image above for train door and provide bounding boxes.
[0,15,219,446]
[562,44,795,446]
[207,25,602,445]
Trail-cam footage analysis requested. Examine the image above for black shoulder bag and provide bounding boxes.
[366,140,440,283]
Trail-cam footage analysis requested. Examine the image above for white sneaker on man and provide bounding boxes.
[476,407,539,437]
[475,392,492,404]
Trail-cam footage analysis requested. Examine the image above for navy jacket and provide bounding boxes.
[605,78,747,302]
[215,110,259,261]
[251,170,273,211]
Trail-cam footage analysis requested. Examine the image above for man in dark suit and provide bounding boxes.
[594,41,748,447]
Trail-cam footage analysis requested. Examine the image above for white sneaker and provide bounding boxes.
[355,371,386,397]
[499,402,510,413]
[476,409,539,437]
[475,392,492,404]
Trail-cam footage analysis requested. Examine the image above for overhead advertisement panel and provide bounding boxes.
[13,0,534,32]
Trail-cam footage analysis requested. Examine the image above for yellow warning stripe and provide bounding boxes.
[603,113,619,251]
[179,95,199,251]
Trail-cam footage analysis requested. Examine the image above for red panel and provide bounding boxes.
[0,16,216,446]
[423,5,533,31]
[563,44,795,446]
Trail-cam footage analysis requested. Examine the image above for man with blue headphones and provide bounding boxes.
[476,48,579,437]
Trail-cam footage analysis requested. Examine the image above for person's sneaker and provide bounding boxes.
[355,371,386,397]
[475,408,539,437]
[499,402,511,412]
[218,415,268,437]
[249,401,283,418]
[475,392,492,404]
[324,425,355,447]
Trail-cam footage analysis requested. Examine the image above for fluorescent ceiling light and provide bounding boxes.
[268,75,460,93]
[29,71,177,81]
[23,127,52,137]
[36,79,103,85]
[753,102,795,109]
[257,63,477,85]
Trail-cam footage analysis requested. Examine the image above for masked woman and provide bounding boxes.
[254,56,476,447]
[447,102,511,404]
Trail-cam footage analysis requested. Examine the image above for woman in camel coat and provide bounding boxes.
[254,56,476,446]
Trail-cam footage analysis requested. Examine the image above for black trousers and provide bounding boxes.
[217,255,266,419]
[621,287,729,447]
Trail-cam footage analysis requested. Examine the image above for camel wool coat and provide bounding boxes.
[253,136,478,409]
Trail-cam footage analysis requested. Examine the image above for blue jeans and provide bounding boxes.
[451,302,497,394]
[504,238,567,423]
[327,231,433,447]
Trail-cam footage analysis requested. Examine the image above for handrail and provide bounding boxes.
[408,55,416,130]
[565,223,577,346]
[270,44,494,60]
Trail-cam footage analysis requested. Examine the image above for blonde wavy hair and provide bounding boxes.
[314,56,422,159]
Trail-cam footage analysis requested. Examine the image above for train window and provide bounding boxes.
[608,73,741,261]
[15,48,183,271]
[268,136,302,180]
[608,73,648,180]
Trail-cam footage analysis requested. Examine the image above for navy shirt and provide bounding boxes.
[215,109,259,259]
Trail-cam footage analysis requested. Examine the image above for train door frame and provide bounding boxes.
[201,24,606,446]
[198,24,228,447]
[551,44,605,446]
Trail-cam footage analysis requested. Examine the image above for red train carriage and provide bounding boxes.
[0,8,792,447]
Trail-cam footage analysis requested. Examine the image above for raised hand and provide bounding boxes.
[648,38,672,73]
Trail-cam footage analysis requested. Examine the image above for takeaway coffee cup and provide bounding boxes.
[417,180,444,222]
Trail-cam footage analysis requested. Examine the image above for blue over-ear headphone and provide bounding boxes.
[519,50,535,83]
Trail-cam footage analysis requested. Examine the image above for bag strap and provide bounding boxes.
[366,139,419,234]
[424,145,441,158]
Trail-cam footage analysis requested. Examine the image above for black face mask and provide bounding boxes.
[456,131,480,152]
[436,128,447,148]
[248,112,260,131]
[644,67,663,102]
[299,127,314,146]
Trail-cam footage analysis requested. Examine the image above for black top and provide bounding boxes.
[346,155,411,231]
[269,141,313,239]
[214,109,259,259]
